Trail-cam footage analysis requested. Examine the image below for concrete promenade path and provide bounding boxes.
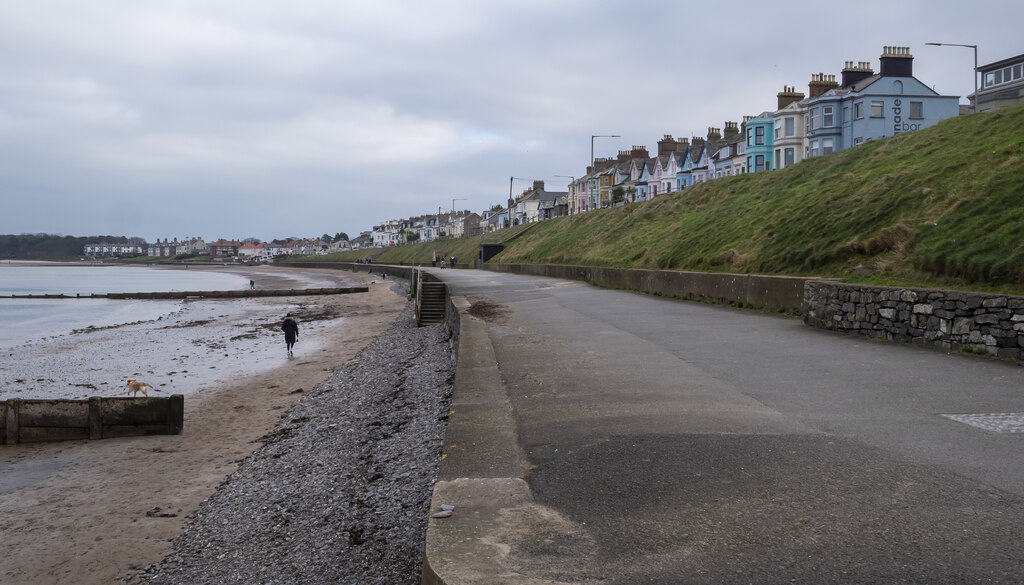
[422,268,1024,585]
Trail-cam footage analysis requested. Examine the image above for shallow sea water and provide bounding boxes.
[0,265,249,349]
[0,265,353,400]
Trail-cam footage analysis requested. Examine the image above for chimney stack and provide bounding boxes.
[879,46,913,77]
[533,180,545,192]
[723,121,740,141]
[841,60,875,87]
[777,85,805,109]
[630,145,649,159]
[707,127,722,141]
[808,73,839,98]
[657,135,678,155]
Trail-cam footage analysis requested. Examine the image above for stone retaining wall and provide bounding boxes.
[803,281,1024,359]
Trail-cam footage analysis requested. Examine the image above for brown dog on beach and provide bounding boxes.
[125,379,154,397]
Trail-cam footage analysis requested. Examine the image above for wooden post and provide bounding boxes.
[6,399,20,445]
[88,397,103,440]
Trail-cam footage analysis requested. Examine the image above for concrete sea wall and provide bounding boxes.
[1,395,184,444]
[803,281,1024,359]
[483,263,810,313]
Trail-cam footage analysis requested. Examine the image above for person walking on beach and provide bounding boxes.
[250,279,255,290]
[281,314,299,356]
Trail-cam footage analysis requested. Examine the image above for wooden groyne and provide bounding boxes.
[5,287,369,300]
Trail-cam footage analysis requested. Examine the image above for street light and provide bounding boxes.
[591,134,620,166]
[451,197,467,213]
[509,176,530,225]
[925,42,978,114]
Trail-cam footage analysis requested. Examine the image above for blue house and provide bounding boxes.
[744,114,774,173]
[806,46,959,158]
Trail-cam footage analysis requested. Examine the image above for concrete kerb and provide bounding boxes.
[423,296,566,585]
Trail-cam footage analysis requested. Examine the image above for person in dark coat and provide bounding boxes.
[281,314,299,356]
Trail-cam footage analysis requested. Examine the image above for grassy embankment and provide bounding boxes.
[304,104,1024,294]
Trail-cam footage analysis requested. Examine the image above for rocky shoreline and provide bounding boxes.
[127,301,454,585]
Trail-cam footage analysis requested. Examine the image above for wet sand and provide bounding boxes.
[0,266,408,585]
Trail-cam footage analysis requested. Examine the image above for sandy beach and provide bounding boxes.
[0,265,408,585]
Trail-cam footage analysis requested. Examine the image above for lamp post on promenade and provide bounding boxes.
[925,42,978,113]
[591,134,620,166]
[509,176,529,225]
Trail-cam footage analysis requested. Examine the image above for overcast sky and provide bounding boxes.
[1,0,1020,242]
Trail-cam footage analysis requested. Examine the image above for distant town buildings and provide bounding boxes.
[83,235,358,260]
[83,242,146,256]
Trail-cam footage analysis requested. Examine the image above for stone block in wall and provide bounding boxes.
[983,297,1008,308]
[900,290,919,302]
[934,309,956,319]
[879,308,896,320]
[952,317,972,334]
[913,303,933,314]
[975,313,1000,325]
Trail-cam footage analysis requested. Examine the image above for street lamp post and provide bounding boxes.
[925,42,978,114]
[591,134,621,166]
[509,176,529,225]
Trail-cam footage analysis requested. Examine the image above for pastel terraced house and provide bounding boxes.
[805,46,959,158]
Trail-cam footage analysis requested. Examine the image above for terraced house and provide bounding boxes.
[804,46,959,158]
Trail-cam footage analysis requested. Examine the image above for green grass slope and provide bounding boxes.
[496,104,1024,292]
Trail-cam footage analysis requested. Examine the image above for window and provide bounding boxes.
[910,101,923,119]
[854,102,864,119]
[785,117,794,137]
[822,138,834,155]
[755,126,765,145]
[854,137,863,146]
[746,128,753,147]
[785,148,795,167]
[823,106,834,127]
[870,101,884,117]
[809,108,817,130]
[774,119,782,140]
[810,140,819,157]
[775,149,781,169]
